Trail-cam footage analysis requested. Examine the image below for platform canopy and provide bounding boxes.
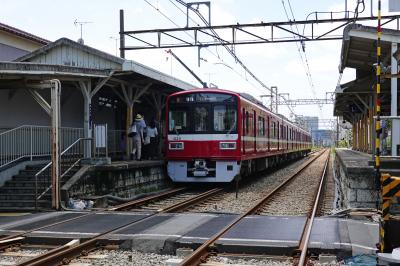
[0,37,195,93]
[0,37,196,158]
[334,24,399,122]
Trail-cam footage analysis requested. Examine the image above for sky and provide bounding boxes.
[1,0,399,129]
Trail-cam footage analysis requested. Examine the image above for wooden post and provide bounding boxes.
[51,80,61,210]
[126,104,133,158]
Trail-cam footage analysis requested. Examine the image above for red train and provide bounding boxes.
[165,89,311,182]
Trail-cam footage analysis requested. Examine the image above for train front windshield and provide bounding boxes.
[168,93,238,134]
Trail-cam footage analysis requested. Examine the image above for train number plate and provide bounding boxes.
[193,170,207,177]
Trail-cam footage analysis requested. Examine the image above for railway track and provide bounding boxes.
[109,187,225,212]
[0,151,328,265]
[0,186,226,265]
[179,149,330,266]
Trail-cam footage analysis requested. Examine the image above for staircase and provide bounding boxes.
[0,162,80,211]
[0,127,94,211]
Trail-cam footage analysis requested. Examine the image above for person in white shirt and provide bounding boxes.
[146,120,158,159]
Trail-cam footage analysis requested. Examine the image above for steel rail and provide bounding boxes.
[0,187,188,248]
[179,149,328,266]
[297,151,330,266]
[160,187,224,213]
[0,213,91,250]
[108,187,188,211]
[12,187,226,266]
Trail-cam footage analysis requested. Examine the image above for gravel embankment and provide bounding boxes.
[72,249,177,266]
[0,249,49,265]
[191,154,316,214]
[259,151,329,215]
[72,249,294,266]
[209,255,293,265]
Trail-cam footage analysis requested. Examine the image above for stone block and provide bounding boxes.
[356,189,375,203]
[175,248,193,257]
[348,190,357,202]
[349,202,377,209]
[319,254,337,264]
[165,259,182,266]
[348,176,374,189]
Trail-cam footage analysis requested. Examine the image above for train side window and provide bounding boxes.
[257,116,265,136]
[242,108,246,135]
[277,122,280,139]
[262,117,265,136]
[246,111,249,134]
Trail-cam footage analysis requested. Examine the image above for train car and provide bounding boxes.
[165,88,311,182]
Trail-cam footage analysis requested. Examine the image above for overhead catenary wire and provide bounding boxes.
[282,0,318,101]
[174,0,299,119]
[144,0,299,119]
[143,0,265,94]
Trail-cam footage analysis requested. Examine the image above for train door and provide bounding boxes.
[277,121,280,151]
[242,108,245,154]
[286,125,289,150]
[253,110,256,153]
[267,116,270,152]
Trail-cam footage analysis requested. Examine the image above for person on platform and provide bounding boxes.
[146,120,159,159]
[131,114,146,160]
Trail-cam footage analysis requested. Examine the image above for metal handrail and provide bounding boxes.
[0,125,84,169]
[34,138,93,210]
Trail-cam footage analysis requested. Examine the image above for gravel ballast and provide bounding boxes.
[191,154,316,214]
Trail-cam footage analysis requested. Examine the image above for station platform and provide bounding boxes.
[336,148,400,176]
[335,149,374,177]
[0,211,378,258]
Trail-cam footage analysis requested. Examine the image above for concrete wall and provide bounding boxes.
[61,162,168,204]
[0,30,43,54]
[334,150,377,209]
[0,89,50,128]
[0,87,117,130]
[0,43,29,61]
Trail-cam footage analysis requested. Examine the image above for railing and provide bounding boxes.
[0,125,83,169]
[108,129,125,158]
[34,138,93,210]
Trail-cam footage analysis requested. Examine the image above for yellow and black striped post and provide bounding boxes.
[376,0,384,253]
[381,174,400,251]
[381,174,400,215]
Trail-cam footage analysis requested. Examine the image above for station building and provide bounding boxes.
[335,24,400,156]
[0,22,195,210]
[334,24,400,211]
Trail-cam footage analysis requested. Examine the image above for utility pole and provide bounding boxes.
[271,86,278,113]
[74,19,92,44]
[110,36,120,56]
[119,9,125,58]
[336,116,339,147]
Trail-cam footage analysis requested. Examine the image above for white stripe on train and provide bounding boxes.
[168,134,310,146]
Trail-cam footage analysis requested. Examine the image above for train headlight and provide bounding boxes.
[169,142,184,150]
[220,142,236,150]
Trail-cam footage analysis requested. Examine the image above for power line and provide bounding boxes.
[175,0,272,93]
[174,0,300,119]
[282,0,317,100]
[143,0,269,95]
[143,0,300,120]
